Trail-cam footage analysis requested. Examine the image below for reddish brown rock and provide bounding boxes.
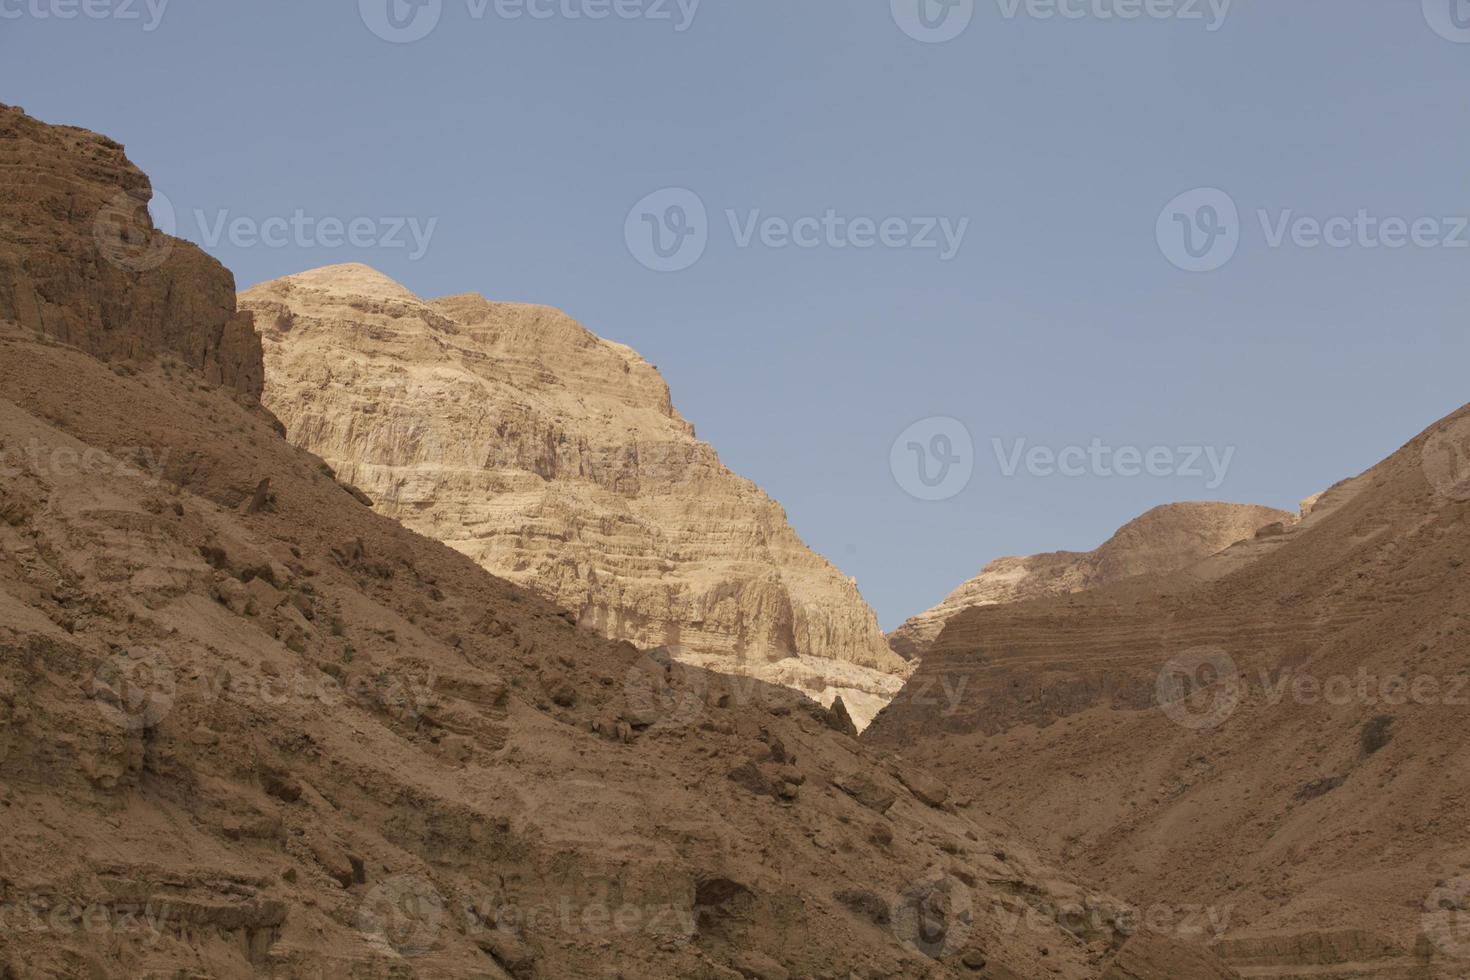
[0,104,263,399]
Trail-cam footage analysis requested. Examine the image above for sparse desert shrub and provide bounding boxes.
[1294,775,1346,802]
[1360,715,1395,755]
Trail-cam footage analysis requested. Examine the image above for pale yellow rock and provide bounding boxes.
[242,265,906,726]
[887,501,1293,661]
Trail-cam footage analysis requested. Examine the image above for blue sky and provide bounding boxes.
[4,0,1467,629]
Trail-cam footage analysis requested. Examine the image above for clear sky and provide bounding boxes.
[4,1,1467,629]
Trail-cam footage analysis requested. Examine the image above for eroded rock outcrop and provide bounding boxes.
[887,502,1293,660]
[0,104,263,399]
[241,265,906,727]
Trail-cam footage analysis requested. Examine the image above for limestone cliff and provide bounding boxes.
[241,265,906,727]
[0,104,263,399]
[887,501,1293,660]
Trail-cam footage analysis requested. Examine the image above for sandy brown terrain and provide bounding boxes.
[241,265,905,729]
[888,503,1294,661]
[868,410,1470,978]
[0,104,1248,979]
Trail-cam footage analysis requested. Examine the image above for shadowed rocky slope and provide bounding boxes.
[868,412,1470,978]
[240,265,906,728]
[888,503,1294,661]
[0,104,262,398]
[0,105,1246,979]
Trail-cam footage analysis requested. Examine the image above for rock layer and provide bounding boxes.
[0,104,263,399]
[887,502,1293,660]
[868,413,1470,977]
[240,265,906,727]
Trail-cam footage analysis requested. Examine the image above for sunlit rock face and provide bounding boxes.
[243,265,907,727]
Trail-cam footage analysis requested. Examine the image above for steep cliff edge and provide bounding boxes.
[888,502,1293,661]
[241,265,907,727]
[0,104,263,399]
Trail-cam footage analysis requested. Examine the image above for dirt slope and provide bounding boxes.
[0,104,1237,979]
[868,407,1470,978]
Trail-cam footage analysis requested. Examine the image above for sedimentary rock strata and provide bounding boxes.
[242,265,907,727]
[0,104,262,398]
[887,502,1293,660]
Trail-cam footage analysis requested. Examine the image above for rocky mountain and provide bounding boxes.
[0,104,1249,978]
[888,503,1294,660]
[867,411,1470,977]
[240,266,906,728]
[0,105,262,398]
